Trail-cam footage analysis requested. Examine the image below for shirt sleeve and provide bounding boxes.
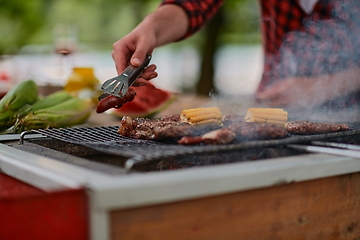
[160,0,224,40]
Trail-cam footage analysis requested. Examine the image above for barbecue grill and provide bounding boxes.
[19,124,360,169]
[1,122,360,240]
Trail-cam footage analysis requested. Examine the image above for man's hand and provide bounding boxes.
[111,4,189,86]
[112,22,158,86]
[256,77,324,109]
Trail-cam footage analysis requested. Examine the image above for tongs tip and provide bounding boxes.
[99,55,152,100]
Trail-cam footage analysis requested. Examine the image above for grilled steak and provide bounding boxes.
[285,121,349,135]
[229,122,287,140]
[118,112,351,144]
[118,115,224,142]
[160,114,181,122]
[119,115,289,143]
[152,123,193,140]
[118,115,190,140]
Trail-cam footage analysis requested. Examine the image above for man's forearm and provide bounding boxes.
[141,4,189,47]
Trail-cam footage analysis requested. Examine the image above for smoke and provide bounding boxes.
[262,0,360,121]
[278,0,360,77]
[206,0,360,122]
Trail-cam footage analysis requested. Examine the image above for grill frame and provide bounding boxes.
[3,125,360,240]
[20,125,360,170]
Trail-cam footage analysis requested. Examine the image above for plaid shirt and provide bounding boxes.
[161,0,224,39]
[161,0,360,109]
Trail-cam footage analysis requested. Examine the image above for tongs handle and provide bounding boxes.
[122,55,152,86]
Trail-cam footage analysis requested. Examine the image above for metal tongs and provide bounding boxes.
[98,55,152,101]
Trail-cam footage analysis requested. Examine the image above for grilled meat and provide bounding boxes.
[118,115,190,140]
[118,114,223,141]
[160,114,181,122]
[96,87,136,113]
[229,122,287,140]
[119,114,350,144]
[177,136,203,145]
[152,123,193,140]
[178,127,236,145]
[285,121,349,135]
[119,114,288,143]
[202,127,236,145]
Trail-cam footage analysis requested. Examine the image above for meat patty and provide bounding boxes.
[285,121,349,135]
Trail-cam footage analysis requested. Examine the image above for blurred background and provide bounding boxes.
[0,0,263,97]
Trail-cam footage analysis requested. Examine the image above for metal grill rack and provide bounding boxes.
[19,125,360,170]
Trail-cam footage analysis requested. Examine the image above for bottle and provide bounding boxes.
[64,67,100,104]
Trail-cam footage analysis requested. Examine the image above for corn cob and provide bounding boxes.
[244,108,288,126]
[31,90,73,111]
[5,97,92,134]
[0,110,19,130]
[2,90,74,132]
[0,80,38,130]
[9,90,75,122]
[181,107,222,125]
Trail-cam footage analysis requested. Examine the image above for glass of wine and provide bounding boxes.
[53,23,77,80]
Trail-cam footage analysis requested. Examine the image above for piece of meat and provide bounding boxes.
[119,115,287,143]
[229,122,287,140]
[118,114,225,142]
[202,127,236,145]
[177,136,203,145]
[96,87,136,113]
[118,115,192,140]
[118,115,134,136]
[178,127,236,145]
[152,123,193,140]
[160,114,181,122]
[285,121,349,135]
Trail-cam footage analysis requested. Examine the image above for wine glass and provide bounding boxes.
[53,23,77,80]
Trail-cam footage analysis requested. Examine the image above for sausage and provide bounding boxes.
[285,121,349,135]
[96,87,136,113]
[96,95,122,113]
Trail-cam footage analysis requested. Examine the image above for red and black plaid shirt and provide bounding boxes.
[161,0,360,109]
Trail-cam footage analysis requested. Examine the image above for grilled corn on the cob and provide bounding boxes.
[181,107,222,125]
[244,108,288,126]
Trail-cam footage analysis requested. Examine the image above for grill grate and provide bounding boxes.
[24,125,360,170]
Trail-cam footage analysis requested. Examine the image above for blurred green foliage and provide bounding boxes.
[0,0,260,55]
[221,0,261,44]
[0,0,45,55]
